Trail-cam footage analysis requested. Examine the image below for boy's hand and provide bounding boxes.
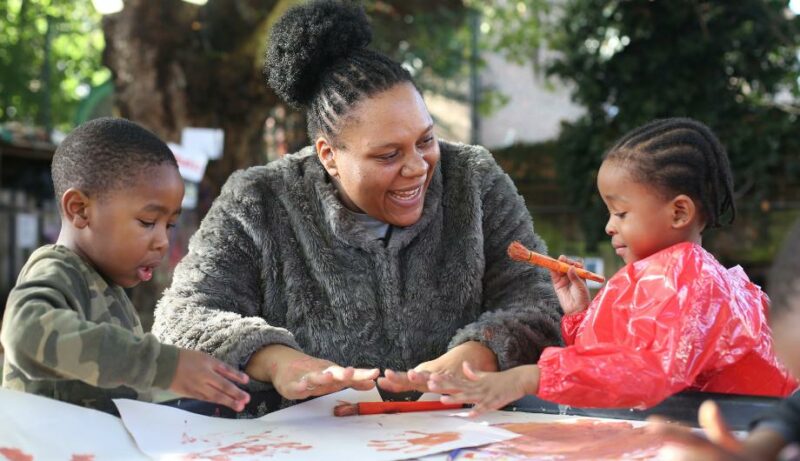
[648,400,750,461]
[427,362,539,417]
[170,349,251,412]
[551,255,591,315]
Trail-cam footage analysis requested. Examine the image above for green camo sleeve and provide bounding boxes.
[1,253,178,392]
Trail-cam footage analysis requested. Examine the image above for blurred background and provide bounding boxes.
[1,0,799,329]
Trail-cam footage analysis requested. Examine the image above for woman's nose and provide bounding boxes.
[401,150,428,177]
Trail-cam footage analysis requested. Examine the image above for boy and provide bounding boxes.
[652,219,800,460]
[1,117,250,415]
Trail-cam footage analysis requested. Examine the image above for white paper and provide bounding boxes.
[182,127,224,160]
[169,142,209,183]
[115,388,518,461]
[15,213,38,249]
[0,387,147,460]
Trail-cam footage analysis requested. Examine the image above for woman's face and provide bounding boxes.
[317,82,440,227]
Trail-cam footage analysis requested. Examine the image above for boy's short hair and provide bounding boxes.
[51,117,178,206]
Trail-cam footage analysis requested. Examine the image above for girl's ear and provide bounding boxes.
[670,194,697,229]
[61,188,91,229]
[316,136,339,179]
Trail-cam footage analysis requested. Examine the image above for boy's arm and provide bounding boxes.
[1,263,178,392]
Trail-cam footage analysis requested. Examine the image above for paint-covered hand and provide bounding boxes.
[170,348,251,412]
[250,345,379,400]
[427,362,539,417]
[647,400,759,461]
[550,255,591,315]
[377,341,497,394]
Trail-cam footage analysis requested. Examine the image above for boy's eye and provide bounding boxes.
[138,220,155,228]
[614,212,627,219]
[167,223,177,230]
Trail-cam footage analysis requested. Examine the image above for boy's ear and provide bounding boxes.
[315,136,339,179]
[670,194,697,229]
[61,188,91,229]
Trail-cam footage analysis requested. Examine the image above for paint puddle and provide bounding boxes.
[368,430,461,453]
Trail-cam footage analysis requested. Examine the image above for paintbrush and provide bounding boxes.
[507,241,606,284]
[333,401,464,417]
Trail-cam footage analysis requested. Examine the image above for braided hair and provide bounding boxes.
[603,118,736,228]
[264,0,414,145]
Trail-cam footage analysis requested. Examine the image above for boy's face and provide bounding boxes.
[79,163,184,288]
[597,160,689,264]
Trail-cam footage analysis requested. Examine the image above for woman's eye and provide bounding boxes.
[418,136,434,147]
[138,220,155,228]
[380,151,399,160]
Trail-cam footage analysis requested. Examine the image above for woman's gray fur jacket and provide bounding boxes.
[153,141,563,386]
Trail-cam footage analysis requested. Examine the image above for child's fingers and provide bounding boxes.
[213,362,250,385]
[349,379,377,391]
[558,255,584,268]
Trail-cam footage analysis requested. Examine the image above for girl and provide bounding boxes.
[429,118,796,416]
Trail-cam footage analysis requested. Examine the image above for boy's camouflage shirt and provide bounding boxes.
[1,245,178,414]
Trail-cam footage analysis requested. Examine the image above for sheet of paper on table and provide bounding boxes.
[0,387,148,460]
[114,388,518,461]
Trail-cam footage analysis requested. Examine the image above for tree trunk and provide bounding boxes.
[102,0,285,199]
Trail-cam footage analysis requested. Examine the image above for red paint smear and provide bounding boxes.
[182,430,311,460]
[182,432,198,444]
[0,448,33,461]
[70,455,95,461]
[368,431,460,453]
[477,420,665,460]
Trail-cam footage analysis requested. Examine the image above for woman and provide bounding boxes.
[153,0,561,411]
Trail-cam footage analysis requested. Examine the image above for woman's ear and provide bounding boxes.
[61,188,91,228]
[670,194,697,229]
[315,136,339,178]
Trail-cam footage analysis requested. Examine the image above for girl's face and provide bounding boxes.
[317,82,440,227]
[597,160,696,264]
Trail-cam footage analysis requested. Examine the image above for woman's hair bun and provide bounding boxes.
[265,0,372,107]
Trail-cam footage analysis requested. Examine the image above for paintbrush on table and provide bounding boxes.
[507,241,606,284]
[333,401,464,417]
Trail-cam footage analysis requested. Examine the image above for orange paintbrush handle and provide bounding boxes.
[507,241,605,284]
[357,401,463,415]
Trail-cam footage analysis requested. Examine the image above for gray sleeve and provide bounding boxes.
[448,161,563,370]
[153,176,300,373]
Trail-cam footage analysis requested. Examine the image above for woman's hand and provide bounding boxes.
[428,362,539,417]
[245,344,379,400]
[551,255,591,315]
[377,341,497,394]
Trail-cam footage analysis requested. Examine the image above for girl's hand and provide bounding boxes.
[246,345,379,400]
[551,255,591,315]
[376,341,497,394]
[428,362,539,417]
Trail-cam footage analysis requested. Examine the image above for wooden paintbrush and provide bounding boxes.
[333,401,464,417]
[507,241,606,284]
